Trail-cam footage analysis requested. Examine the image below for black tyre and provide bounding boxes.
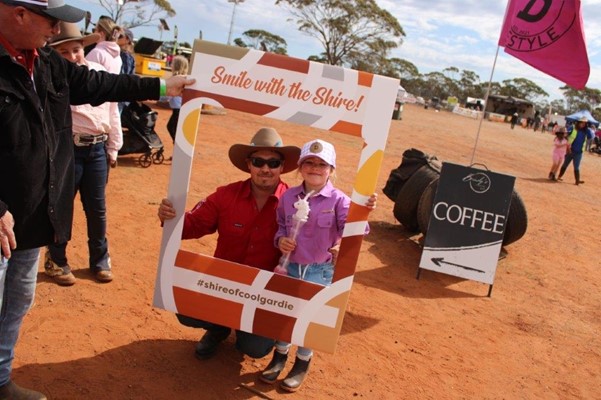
[503,190,528,246]
[417,177,439,235]
[393,165,440,232]
[139,153,152,168]
[153,150,165,165]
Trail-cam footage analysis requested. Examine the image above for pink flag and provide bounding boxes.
[498,0,589,89]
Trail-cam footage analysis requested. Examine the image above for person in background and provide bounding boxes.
[585,123,594,152]
[43,22,122,286]
[87,16,122,74]
[548,127,569,181]
[117,27,135,113]
[510,112,519,129]
[557,116,595,185]
[157,128,300,362]
[166,55,189,145]
[0,0,194,397]
[84,14,113,55]
[261,139,376,392]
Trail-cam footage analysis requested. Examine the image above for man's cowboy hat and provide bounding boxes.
[228,128,300,174]
[1,0,85,23]
[48,21,100,48]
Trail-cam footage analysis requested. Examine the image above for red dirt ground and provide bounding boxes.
[12,102,601,399]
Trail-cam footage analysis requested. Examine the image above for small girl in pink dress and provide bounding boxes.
[549,128,569,181]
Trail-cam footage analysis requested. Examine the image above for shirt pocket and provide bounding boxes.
[219,220,246,241]
[46,79,71,132]
[317,213,334,229]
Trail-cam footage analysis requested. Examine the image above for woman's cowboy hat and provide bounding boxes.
[48,21,100,47]
[228,128,301,174]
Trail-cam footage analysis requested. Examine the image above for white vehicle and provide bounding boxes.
[397,85,417,104]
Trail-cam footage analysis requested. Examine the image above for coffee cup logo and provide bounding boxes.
[462,172,491,194]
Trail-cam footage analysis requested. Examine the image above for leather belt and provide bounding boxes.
[73,133,109,147]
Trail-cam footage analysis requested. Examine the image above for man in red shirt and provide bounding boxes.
[158,127,300,360]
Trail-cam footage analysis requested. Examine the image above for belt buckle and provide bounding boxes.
[73,134,83,146]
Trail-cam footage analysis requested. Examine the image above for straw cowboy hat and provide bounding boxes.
[48,21,100,47]
[228,128,300,174]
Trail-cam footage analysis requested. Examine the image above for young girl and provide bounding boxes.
[166,55,189,144]
[549,127,569,181]
[261,139,375,391]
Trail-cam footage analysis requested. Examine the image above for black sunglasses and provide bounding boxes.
[249,157,283,169]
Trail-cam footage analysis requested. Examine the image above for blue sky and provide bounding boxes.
[68,0,601,101]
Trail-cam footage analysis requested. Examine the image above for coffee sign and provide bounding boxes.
[419,163,515,285]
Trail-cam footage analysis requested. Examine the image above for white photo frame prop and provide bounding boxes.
[154,40,398,353]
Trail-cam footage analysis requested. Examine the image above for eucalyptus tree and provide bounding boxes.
[559,86,601,113]
[233,30,288,55]
[276,0,405,66]
[96,0,175,28]
[499,78,548,103]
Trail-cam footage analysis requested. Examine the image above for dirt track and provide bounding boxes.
[13,103,601,399]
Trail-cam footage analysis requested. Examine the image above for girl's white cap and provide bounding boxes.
[298,139,336,168]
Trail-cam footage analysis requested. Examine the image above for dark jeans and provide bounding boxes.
[167,108,180,143]
[176,314,274,359]
[49,142,110,271]
[561,151,583,172]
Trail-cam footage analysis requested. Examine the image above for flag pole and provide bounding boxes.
[470,45,501,165]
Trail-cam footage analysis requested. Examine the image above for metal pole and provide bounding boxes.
[226,0,245,45]
[173,25,178,56]
[470,45,501,165]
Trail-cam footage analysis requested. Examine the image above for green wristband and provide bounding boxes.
[160,79,167,97]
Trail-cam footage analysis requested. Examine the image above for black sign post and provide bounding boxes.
[418,163,515,296]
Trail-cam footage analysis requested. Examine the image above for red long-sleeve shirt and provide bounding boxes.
[182,179,289,271]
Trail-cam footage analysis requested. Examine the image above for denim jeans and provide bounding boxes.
[561,151,584,172]
[276,262,334,358]
[49,142,110,271]
[176,314,274,359]
[0,248,40,385]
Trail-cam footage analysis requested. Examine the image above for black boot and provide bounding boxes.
[0,380,46,400]
[259,350,288,384]
[280,357,311,392]
[194,327,231,359]
[558,165,567,181]
[575,171,584,185]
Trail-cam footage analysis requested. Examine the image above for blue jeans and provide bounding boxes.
[276,262,334,358]
[49,143,110,271]
[176,314,274,359]
[0,248,40,385]
[561,151,583,172]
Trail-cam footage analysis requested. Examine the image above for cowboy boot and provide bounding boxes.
[280,356,311,392]
[575,171,584,185]
[0,380,46,400]
[259,350,288,384]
